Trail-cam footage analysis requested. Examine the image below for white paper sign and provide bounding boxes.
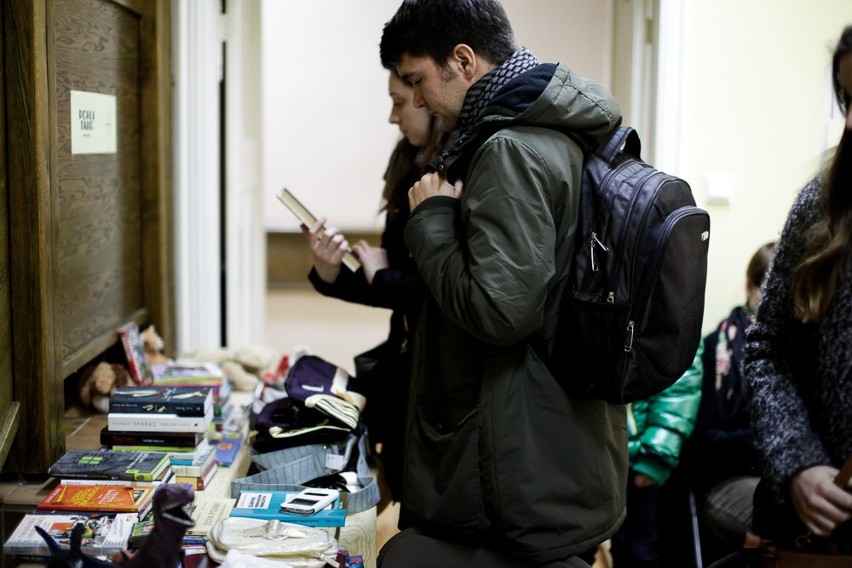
[70,90,117,155]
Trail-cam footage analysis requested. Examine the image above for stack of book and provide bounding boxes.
[106,385,215,436]
[169,440,218,490]
[150,362,233,438]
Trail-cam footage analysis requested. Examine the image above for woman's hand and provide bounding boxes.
[789,465,852,536]
[352,241,389,285]
[303,217,350,284]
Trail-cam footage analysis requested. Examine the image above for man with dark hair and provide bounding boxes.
[377,1,628,567]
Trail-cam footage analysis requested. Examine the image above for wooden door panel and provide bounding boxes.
[54,0,145,372]
[3,0,172,474]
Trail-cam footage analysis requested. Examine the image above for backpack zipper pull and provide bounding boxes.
[590,232,609,272]
[624,320,635,352]
[607,291,615,303]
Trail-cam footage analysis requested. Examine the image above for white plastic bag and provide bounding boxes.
[206,517,338,567]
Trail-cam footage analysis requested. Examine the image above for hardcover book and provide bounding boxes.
[3,512,137,560]
[48,450,170,482]
[38,484,155,516]
[229,490,346,527]
[100,427,204,448]
[118,322,153,385]
[109,386,213,417]
[107,406,213,433]
[188,497,236,537]
[277,188,361,271]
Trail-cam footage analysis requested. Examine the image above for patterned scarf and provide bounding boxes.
[713,305,754,422]
[457,47,540,134]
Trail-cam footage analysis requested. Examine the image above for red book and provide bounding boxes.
[38,484,154,515]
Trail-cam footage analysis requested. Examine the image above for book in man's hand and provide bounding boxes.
[48,449,171,482]
[3,512,137,561]
[276,187,361,272]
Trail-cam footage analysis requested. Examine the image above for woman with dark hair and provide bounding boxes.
[744,25,852,549]
[304,70,445,507]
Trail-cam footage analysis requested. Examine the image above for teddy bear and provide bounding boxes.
[77,361,135,413]
[141,324,170,366]
[180,345,275,392]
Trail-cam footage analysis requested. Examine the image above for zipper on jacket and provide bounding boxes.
[624,320,635,352]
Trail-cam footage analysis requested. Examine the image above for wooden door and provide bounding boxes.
[3,0,173,475]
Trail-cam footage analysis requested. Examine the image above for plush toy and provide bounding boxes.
[77,362,134,413]
[181,346,276,392]
[140,325,170,366]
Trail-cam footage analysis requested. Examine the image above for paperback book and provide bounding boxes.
[38,484,155,517]
[214,432,243,467]
[58,476,170,488]
[109,386,213,417]
[48,450,170,482]
[151,362,225,386]
[107,406,213,433]
[229,490,346,527]
[188,497,236,537]
[277,188,361,271]
[169,444,216,477]
[100,427,204,449]
[173,461,217,491]
[3,512,137,560]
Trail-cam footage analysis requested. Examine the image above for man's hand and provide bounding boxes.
[634,474,657,489]
[352,241,389,285]
[302,217,349,284]
[789,465,852,536]
[408,172,463,211]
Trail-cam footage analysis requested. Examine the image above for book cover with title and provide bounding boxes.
[109,386,213,417]
[229,490,346,527]
[3,512,137,560]
[48,450,170,482]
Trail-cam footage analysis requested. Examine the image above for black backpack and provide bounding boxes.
[550,126,710,404]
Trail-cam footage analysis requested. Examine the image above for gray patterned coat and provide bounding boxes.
[744,174,852,501]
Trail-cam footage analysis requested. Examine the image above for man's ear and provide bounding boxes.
[451,44,478,80]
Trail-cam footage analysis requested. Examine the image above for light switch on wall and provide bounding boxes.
[705,172,734,205]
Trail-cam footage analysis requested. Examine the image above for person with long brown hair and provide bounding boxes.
[303,70,445,507]
[744,25,852,549]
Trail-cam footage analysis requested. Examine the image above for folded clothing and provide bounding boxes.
[285,355,366,427]
[252,397,348,453]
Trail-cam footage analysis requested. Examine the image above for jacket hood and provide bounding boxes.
[478,63,621,148]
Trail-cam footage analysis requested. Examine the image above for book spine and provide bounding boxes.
[101,431,200,447]
[171,460,214,477]
[59,478,162,487]
[107,413,210,433]
[109,399,210,417]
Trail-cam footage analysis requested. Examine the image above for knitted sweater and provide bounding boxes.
[744,174,852,500]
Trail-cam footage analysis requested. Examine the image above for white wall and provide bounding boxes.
[260,0,614,232]
[678,2,852,332]
[254,0,852,336]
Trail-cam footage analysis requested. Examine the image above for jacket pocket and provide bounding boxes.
[404,399,488,533]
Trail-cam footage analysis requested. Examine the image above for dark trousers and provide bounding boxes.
[610,470,660,567]
[377,528,592,568]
